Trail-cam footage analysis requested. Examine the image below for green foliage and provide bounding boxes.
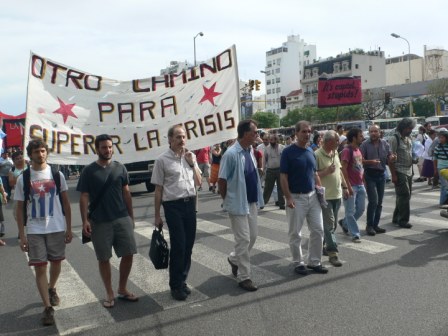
[251,112,280,128]
[280,105,364,127]
[412,98,435,118]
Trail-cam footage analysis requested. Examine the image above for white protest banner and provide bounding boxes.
[25,46,240,165]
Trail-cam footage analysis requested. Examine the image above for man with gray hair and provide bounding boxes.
[389,118,416,228]
[315,130,349,267]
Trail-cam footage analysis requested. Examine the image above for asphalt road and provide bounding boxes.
[1,177,448,336]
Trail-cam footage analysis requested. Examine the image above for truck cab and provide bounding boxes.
[125,160,155,192]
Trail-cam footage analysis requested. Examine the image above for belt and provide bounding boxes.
[164,196,196,203]
[292,190,315,195]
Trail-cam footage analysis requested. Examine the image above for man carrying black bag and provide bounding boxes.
[77,134,138,309]
[151,125,202,301]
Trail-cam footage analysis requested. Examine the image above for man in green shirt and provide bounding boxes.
[315,130,349,267]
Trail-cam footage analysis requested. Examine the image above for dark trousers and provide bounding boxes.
[263,168,284,206]
[162,198,197,290]
[392,172,412,225]
[365,172,386,228]
[1,176,10,198]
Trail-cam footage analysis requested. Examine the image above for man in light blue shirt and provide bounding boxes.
[218,119,264,292]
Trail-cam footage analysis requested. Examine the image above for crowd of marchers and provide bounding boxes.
[4,117,447,327]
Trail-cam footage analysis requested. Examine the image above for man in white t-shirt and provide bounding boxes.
[15,139,72,326]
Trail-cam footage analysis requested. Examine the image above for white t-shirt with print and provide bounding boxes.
[14,166,68,234]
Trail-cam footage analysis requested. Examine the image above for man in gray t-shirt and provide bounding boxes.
[77,134,138,308]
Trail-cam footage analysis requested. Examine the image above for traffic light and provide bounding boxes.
[385,92,390,104]
[280,96,286,109]
[255,80,261,91]
[248,80,255,91]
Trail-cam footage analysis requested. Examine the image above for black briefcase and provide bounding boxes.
[149,228,169,269]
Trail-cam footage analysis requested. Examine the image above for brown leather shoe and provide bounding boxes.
[238,279,258,291]
[227,257,238,277]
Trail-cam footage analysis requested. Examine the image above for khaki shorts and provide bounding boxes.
[27,232,66,266]
[198,163,210,177]
[91,216,137,261]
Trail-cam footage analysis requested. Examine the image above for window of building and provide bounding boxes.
[305,69,311,79]
[306,85,309,93]
[369,65,372,71]
[276,68,280,73]
[267,61,272,67]
[342,61,349,71]
[355,64,359,69]
[266,70,271,75]
[312,68,318,77]
[267,80,271,85]
[267,89,271,94]
[276,87,281,93]
[273,60,276,65]
[276,77,280,83]
[333,63,340,73]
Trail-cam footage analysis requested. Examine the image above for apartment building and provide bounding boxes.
[301,49,386,106]
[264,34,316,117]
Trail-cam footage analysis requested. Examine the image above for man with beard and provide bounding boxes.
[388,118,416,228]
[77,134,138,308]
[263,134,285,209]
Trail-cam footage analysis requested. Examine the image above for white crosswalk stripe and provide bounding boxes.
[52,186,445,334]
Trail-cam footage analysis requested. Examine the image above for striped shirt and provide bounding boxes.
[434,144,448,169]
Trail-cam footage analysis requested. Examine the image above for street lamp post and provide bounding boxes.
[194,32,204,66]
[391,33,413,116]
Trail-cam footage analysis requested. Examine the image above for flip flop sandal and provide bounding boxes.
[103,299,115,308]
[118,293,139,302]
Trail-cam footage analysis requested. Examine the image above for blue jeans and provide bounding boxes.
[342,185,366,238]
[365,173,385,228]
[162,197,197,290]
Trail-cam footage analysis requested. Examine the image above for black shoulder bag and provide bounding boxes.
[82,166,116,244]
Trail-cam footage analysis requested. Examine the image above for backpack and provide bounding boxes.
[22,165,63,225]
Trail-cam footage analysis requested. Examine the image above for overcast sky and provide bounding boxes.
[1,0,446,115]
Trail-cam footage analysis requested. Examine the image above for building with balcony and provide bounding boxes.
[285,89,304,111]
[302,49,386,106]
[263,34,316,117]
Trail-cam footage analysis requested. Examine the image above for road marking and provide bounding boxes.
[56,261,115,335]
[340,240,396,254]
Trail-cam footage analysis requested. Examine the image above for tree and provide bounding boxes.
[251,111,279,128]
[428,78,448,114]
[362,89,387,120]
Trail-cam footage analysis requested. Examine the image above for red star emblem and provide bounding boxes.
[198,82,222,106]
[53,98,78,123]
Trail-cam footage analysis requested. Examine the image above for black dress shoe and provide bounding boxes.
[366,227,376,236]
[307,264,329,274]
[294,265,308,275]
[374,227,386,233]
[227,257,238,277]
[171,288,188,301]
[279,205,286,210]
[183,283,191,295]
[238,279,258,291]
[399,223,413,229]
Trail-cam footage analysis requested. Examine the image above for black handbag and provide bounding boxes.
[149,228,169,269]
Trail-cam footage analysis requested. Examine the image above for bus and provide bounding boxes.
[425,116,448,126]
[370,117,424,130]
[337,120,372,132]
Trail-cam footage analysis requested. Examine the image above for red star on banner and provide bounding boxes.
[198,82,222,106]
[53,98,78,123]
